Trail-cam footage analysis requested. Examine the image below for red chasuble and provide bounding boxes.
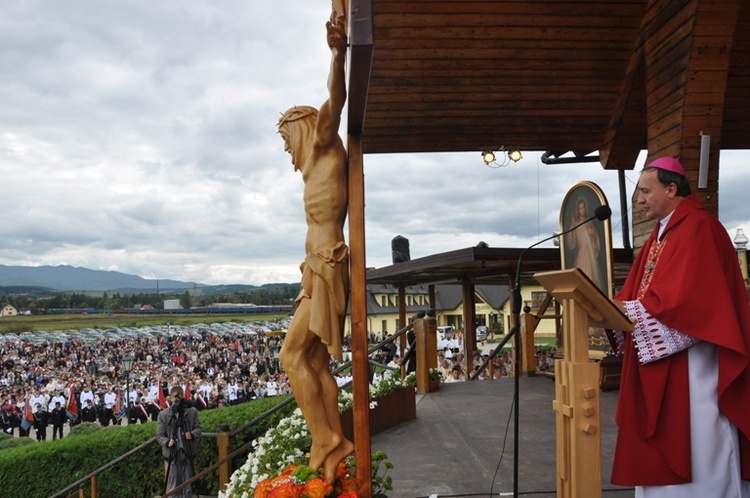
[611,194,750,485]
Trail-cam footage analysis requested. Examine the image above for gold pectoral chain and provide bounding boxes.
[637,234,668,300]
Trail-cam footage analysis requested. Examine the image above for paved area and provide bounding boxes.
[371,376,635,498]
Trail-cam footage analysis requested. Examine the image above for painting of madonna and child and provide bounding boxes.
[559,181,614,358]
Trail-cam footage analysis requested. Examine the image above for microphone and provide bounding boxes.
[512,204,611,314]
[594,204,612,221]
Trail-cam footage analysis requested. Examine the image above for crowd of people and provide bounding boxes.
[0,320,559,440]
[375,331,557,383]
[0,323,293,438]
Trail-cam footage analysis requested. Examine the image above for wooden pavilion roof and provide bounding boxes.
[347,0,750,168]
[365,245,634,288]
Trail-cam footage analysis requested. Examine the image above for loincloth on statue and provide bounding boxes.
[295,241,349,361]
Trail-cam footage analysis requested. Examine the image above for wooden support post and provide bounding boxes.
[426,314,437,371]
[461,279,476,364]
[414,317,429,394]
[398,286,407,355]
[217,428,231,491]
[347,133,372,498]
[522,313,537,376]
[90,475,97,498]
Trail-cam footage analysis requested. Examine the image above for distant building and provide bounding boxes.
[344,283,557,341]
[164,299,182,310]
[1,304,18,317]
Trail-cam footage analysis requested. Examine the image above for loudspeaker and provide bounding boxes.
[391,235,410,263]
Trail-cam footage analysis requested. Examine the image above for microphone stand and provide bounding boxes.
[508,209,607,498]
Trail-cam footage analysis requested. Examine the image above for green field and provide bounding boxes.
[0,312,285,335]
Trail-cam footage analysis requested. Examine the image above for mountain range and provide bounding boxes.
[0,264,220,293]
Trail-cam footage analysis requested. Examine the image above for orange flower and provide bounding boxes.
[335,476,359,494]
[254,478,275,498]
[337,491,360,498]
[335,461,350,480]
[269,481,303,498]
[303,477,334,498]
[281,465,300,477]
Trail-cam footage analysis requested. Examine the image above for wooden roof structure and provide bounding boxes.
[365,246,634,288]
[341,2,749,493]
[348,0,749,171]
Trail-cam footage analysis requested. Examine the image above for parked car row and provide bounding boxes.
[0,319,292,346]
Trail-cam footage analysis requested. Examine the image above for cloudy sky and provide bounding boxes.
[1,1,748,286]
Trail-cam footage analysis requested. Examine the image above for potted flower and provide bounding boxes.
[428,368,442,392]
[403,368,442,392]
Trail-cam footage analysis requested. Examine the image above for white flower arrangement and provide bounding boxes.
[219,376,407,497]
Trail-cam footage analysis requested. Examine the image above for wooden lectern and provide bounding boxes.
[534,268,633,498]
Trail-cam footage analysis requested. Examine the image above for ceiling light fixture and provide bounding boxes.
[480,147,523,168]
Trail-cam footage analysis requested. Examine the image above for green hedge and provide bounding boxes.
[0,396,295,498]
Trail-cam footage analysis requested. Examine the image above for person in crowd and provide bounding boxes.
[30,389,47,414]
[386,353,401,377]
[81,398,97,423]
[49,391,66,409]
[265,376,278,396]
[101,387,116,427]
[446,365,465,383]
[382,334,397,363]
[475,366,488,380]
[50,401,67,439]
[32,403,48,441]
[133,400,149,424]
[402,329,417,375]
[79,385,95,407]
[226,379,238,405]
[1,399,14,435]
[146,397,161,422]
[609,157,750,496]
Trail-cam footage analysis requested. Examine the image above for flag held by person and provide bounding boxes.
[139,403,148,420]
[196,393,207,409]
[114,392,126,421]
[158,381,169,410]
[65,384,78,422]
[20,395,33,432]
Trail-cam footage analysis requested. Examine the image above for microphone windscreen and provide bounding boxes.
[594,205,612,221]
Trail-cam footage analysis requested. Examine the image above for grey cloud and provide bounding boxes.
[0,2,747,285]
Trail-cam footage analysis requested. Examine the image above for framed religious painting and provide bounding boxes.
[559,181,614,298]
[559,182,615,358]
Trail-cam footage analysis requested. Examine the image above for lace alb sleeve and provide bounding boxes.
[624,300,698,364]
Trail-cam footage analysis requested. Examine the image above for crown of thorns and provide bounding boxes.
[277,105,318,128]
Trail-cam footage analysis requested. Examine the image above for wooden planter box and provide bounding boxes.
[340,387,416,440]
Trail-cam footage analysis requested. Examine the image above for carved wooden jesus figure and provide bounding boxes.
[276,12,353,484]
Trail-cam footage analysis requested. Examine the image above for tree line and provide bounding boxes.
[0,283,301,314]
